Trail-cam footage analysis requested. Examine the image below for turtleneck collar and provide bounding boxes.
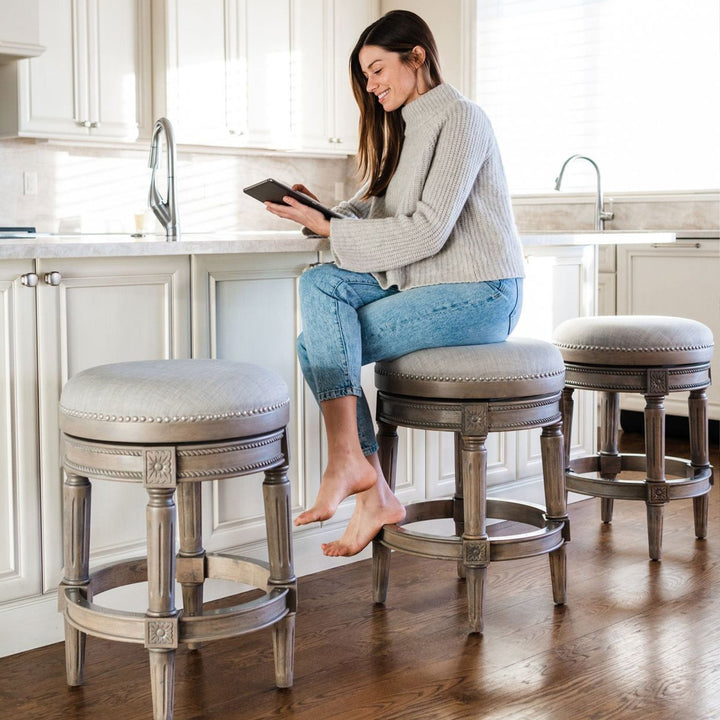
[401,83,461,126]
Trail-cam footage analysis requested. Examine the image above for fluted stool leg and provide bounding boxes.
[600,391,621,523]
[689,388,711,539]
[263,439,296,689]
[60,473,91,687]
[560,387,574,473]
[644,395,667,561]
[373,421,399,603]
[461,433,488,634]
[541,422,568,605]
[177,482,204,651]
[145,486,178,720]
[453,433,466,579]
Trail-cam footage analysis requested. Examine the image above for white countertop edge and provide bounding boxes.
[1,229,712,259]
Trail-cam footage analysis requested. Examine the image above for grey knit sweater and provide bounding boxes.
[328,83,525,290]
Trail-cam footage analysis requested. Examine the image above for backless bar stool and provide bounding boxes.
[372,338,569,633]
[58,359,296,720]
[553,315,714,560]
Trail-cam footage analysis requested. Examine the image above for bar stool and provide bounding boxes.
[553,315,714,560]
[58,359,296,720]
[372,338,569,633]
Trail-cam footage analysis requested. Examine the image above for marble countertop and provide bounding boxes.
[0,229,695,259]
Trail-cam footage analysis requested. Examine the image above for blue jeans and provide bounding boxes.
[296,263,523,455]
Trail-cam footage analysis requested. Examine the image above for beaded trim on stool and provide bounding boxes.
[375,368,564,383]
[59,398,289,424]
[554,341,713,354]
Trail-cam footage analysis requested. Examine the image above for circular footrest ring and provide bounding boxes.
[567,453,713,502]
[379,497,566,563]
[60,553,292,647]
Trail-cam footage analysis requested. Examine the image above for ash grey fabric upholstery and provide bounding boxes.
[553,315,714,366]
[375,338,566,399]
[60,359,289,443]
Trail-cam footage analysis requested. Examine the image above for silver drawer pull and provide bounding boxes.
[20,273,39,287]
[44,271,63,286]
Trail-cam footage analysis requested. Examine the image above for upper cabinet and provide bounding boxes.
[0,0,152,141]
[156,0,378,152]
[0,0,45,62]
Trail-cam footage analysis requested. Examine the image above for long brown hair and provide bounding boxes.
[350,10,443,198]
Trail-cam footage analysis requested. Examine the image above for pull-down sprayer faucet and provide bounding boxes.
[148,117,180,241]
[554,154,614,231]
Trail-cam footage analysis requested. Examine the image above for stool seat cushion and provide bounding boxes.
[375,338,565,399]
[60,359,290,443]
[553,315,714,366]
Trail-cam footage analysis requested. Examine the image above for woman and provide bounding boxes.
[265,10,525,558]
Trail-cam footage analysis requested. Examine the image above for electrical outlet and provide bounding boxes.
[334,181,345,202]
[23,171,38,196]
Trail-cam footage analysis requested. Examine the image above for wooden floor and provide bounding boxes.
[2,433,719,720]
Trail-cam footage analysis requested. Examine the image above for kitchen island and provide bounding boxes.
[0,230,684,656]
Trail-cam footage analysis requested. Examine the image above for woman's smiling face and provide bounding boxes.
[358,45,427,112]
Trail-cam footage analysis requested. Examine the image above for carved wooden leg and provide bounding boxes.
[145,487,177,720]
[461,433,488,634]
[644,394,666,561]
[541,422,568,605]
[372,420,399,604]
[453,433,466,579]
[60,472,91,687]
[599,391,621,523]
[177,481,204,650]
[560,387,575,472]
[263,441,296,689]
[689,388,711,539]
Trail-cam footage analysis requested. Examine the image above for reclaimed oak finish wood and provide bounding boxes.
[1,434,717,720]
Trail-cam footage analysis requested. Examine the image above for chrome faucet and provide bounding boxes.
[554,154,614,231]
[148,117,180,241]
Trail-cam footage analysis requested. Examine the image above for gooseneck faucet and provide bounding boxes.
[148,117,180,241]
[554,154,614,231]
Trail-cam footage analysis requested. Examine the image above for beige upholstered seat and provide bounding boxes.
[553,315,714,560]
[373,338,569,634]
[58,359,295,720]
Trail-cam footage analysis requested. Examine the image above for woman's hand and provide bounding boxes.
[264,183,331,237]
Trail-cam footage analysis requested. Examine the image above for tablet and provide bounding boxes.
[243,178,342,220]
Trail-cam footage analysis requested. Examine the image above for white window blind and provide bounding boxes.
[474,0,720,194]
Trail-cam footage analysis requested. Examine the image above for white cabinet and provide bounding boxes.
[158,0,377,150]
[0,0,152,141]
[191,252,320,548]
[294,0,378,152]
[0,256,190,615]
[617,237,720,421]
[0,261,42,604]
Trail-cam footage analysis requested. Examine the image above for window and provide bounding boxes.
[473,0,720,194]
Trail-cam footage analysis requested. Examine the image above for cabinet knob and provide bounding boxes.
[44,271,62,286]
[20,273,39,287]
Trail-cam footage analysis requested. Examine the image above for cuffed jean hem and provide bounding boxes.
[316,386,364,402]
[362,440,379,456]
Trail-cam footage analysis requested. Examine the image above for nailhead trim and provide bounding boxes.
[375,367,564,383]
[554,341,713,353]
[59,398,289,424]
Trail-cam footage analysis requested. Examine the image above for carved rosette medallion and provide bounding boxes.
[143,447,177,487]
[463,539,489,566]
[145,618,178,649]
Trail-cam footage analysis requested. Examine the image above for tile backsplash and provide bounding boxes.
[1,138,718,235]
[0,138,356,234]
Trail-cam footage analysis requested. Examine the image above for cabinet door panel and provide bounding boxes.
[36,256,190,590]
[94,0,152,139]
[192,253,317,549]
[0,261,41,603]
[617,241,720,420]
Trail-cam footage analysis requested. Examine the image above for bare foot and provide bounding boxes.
[294,456,377,526]
[321,480,406,557]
